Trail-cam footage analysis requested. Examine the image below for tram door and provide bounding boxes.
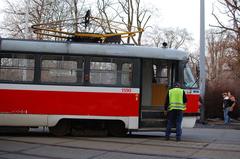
[151,62,169,106]
[140,59,178,129]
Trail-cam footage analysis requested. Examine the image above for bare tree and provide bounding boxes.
[65,0,87,32]
[211,0,240,77]
[211,0,239,36]
[145,26,193,50]
[1,0,150,44]
[207,29,228,80]
[96,0,118,34]
[134,0,150,45]
[31,0,71,40]
[93,0,151,45]
[0,0,88,39]
[205,0,240,118]
[205,28,240,118]
[1,0,26,38]
[118,0,134,43]
[118,0,150,45]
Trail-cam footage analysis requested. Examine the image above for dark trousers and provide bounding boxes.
[165,109,183,138]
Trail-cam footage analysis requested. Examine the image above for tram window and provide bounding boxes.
[159,66,168,84]
[41,55,83,84]
[184,64,198,88]
[0,54,34,82]
[121,63,132,86]
[90,58,117,85]
[153,64,168,85]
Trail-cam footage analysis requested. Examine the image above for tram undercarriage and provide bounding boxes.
[49,119,128,137]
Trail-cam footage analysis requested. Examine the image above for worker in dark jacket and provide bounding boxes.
[164,82,187,141]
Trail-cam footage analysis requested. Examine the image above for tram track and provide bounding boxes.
[0,143,207,159]
[0,150,72,159]
[0,149,190,159]
[0,132,240,155]
[0,141,238,159]
[63,134,240,153]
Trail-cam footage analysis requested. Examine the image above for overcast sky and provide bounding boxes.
[0,0,220,49]
[146,0,219,49]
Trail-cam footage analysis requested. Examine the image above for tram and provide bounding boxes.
[0,38,199,136]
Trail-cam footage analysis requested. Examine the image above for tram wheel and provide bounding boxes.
[49,120,71,136]
[108,121,127,137]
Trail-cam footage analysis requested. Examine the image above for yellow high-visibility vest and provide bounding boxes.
[169,88,186,111]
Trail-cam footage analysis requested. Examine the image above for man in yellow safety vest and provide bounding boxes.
[164,82,187,141]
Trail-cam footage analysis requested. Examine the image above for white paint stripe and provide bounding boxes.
[0,114,139,129]
[184,89,200,95]
[0,83,140,93]
[0,114,196,128]
[182,116,197,128]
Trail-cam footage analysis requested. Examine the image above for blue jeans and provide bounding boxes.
[165,110,183,138]
[223,107,230,124]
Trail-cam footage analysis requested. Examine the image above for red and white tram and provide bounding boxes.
[0,38,199,136]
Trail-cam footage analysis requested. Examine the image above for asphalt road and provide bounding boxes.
[0,127,240,159]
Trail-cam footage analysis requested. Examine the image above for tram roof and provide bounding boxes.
[0,38,188,61]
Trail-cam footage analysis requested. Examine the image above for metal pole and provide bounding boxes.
[23,0,30,81]
[25,0,30,39]
[200,0,206,123]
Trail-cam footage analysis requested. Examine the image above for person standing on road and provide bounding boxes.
[222,92,231,124]
[226,91,237,120]
[228,92,236,111]
[164,82,187,141]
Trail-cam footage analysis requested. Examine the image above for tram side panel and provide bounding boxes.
[183,89,200,128]
[185,89,200,114]
[185,94,199,113]
[0,85,140,129]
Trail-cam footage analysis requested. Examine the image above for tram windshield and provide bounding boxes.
[184,64,198,88]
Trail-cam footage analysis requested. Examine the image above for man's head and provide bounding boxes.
[222,92,227,98]
[173,82,181,88]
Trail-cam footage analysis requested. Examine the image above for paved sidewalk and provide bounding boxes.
[195,118,240,130]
